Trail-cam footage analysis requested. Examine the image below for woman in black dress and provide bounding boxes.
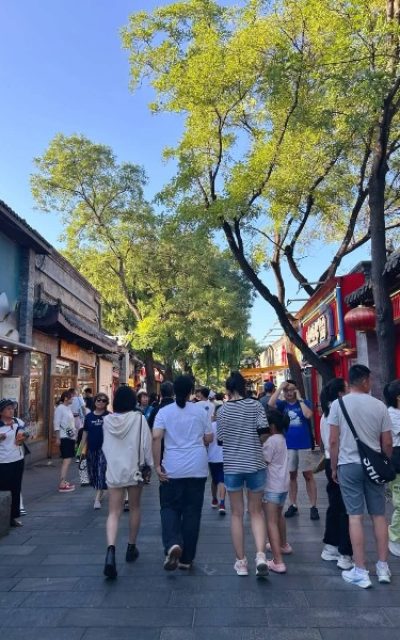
[80,393,109,509]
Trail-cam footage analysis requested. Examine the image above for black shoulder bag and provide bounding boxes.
[338,397,396,485]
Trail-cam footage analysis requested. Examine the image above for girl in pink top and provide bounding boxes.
[259,408,292,573]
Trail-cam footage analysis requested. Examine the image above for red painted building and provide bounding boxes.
[296,267,367,443]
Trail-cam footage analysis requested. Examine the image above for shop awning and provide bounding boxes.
[33,302,119,354]
[0,336,34,353]
[240,365,288,379]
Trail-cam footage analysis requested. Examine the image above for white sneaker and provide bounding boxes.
[389,540,400,557]
[376,562,391,584]
[342,566,372,589]
[337,554,353,570]
[234,557,248,576]
[255,552,269,577]
[321,544,340,561]
[94,499,101,510]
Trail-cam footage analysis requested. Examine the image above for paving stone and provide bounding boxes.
[101,590,170,607]
[82,629,160,640]
[169,589,307,607]
[12,577,79,591]
[63,606,194,627]
[267,606,391,628]
[0,629,84,640]
[0,578,19,591]
[0,545,37,556]
[0,607,67,627]
[378,607,400,625]
[0,592,28,607]
[24,591,106,608]
[160,631,323,640]
[320,631,397,640]
[194,607,268,627]
[304,589,400,607]
[14,565,105,578]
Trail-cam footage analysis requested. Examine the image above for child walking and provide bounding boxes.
[208,401,226,514]
[260,408,292,573]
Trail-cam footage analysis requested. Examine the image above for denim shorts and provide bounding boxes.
[262,490,288,506]
[224,468,266,493]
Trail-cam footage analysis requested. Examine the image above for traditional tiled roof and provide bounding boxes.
[0,199,51,253]
[33,301,118,353]
[345,249,400,307]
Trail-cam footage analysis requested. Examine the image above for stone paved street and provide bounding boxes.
[1,460,400,640]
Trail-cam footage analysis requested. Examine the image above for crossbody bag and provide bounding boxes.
[338,397,396,485]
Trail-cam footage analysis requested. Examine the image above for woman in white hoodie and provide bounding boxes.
[102,385,153,578]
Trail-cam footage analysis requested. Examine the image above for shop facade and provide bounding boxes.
[0,200,118,463]
[297,268,367,442]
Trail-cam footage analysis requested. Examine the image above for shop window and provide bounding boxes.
[29,352,47,441]
[78,365,95,393]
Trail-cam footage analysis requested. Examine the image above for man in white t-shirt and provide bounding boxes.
[329,364,392,588]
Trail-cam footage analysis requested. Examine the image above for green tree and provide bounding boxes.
[31,134,251,390]
[122,0,400,384]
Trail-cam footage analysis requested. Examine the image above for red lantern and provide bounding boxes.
[344,305,376,332]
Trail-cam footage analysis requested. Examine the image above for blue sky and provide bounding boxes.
[0,1,368,344]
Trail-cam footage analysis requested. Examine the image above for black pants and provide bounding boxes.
[0,458,24,521]
[159,477,206,564]
[323,459,353,556]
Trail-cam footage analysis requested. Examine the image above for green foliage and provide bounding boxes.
[122,0,400,281]
[31,134,252,372]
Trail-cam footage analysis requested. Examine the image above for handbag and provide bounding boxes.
[338,397,396,485]
[137,415,151,484]
[78,456,90,486]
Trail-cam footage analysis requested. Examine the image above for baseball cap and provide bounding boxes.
[0,398,16,412]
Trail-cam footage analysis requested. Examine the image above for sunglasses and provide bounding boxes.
[96,398,108,403]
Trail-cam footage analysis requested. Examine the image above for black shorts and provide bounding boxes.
[60,438,76,459]
[209,462,224,485]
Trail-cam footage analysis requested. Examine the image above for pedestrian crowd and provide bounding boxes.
[1,364,400,590]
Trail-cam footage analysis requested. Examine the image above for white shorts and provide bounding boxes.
[288,449,313,473]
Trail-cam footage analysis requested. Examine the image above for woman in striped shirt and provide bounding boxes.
[217,372,268,577]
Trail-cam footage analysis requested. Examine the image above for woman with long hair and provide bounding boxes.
[383,379,400,557]
[80,393,109,510]
[217,371,269,577]
[320,377,353,569]
[102,386,153,579]
[152,375,213,571]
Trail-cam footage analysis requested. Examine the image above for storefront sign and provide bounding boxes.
[305,307,335,352]
[60,340,96,367]
[0,376,21,403]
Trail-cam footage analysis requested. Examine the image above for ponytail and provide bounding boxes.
[173,375,193,409]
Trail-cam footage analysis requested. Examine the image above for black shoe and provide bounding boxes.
[284,504,298,518]
[310,506,320,521]
[123,500,129,512]
[104,545,117,579]
[126,543,139,563]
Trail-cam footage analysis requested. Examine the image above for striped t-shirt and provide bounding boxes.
[216,398,267,474]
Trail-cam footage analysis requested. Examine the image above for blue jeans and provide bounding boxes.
[159,477,206,564]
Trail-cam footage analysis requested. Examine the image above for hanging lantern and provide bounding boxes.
[344,305,376,332]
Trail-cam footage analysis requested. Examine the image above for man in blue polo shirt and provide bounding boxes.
[269,379,319,520]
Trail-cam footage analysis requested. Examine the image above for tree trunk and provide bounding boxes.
[369,153,396,386]
[164,362,174,381]
[222,221,335,384]
[143,349,157,396]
